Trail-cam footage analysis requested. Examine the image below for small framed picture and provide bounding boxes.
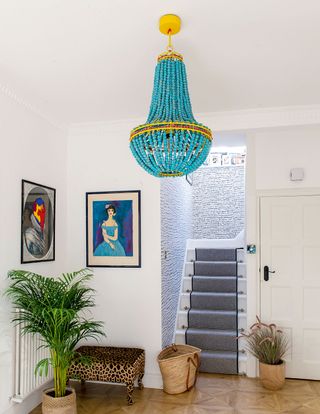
[231,153,246,165]
[211,153,222,166]
[222,154,231,166]
[21,180,56,263]
[86,190,141,268]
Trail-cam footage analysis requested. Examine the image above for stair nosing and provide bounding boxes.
[195,261,237,265]
[191,292,237,296]
[192,275,237,279]
[201,350,238,356]
[189,309,237,315]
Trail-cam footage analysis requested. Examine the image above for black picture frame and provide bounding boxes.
[86,190,141,268]
[21,179,56,263]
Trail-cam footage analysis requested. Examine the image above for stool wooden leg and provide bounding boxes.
[138,372,144,390]
[126,382,134,405]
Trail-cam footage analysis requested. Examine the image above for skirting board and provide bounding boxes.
[4,373,163,414]
[141,372,163,389]
[4,380,53,414]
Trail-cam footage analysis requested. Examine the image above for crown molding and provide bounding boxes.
[68,117,145,136]
[0,83,66,131]
[198,105,320,132]
[69,105,320,135]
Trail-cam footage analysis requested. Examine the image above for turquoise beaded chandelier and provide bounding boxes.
[130,14,213,177]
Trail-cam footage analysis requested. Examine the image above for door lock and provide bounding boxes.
[263,266,275,281]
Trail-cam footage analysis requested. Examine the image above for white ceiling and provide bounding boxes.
[1,0,320,125]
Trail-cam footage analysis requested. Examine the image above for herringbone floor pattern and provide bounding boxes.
[30,373,320,413]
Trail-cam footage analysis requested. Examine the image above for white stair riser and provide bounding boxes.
[184,262,194,277]
[180,293,247,311]
[238,263,246,277]
[182,277,247,294]
[186,250,196,262]
[238,358,247,374]
[175,330,186,345]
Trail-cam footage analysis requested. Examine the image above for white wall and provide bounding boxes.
[0,89,68,413]
[245,125,320,377]
[161,177,192,347]
[67,121,162,388]
[255,127,320,189]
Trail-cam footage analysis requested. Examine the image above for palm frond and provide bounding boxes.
[5,268,105,397]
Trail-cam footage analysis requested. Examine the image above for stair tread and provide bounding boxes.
[195,261,237,264]
[189,309,236,316]
[201,350,238,359]
[191,292,236,296]
[179,309,247,317]
[188,292,246,298]
[187,328,237,336]
[193,275,237,279]
[192,275,238,279]
[196,248,237,251]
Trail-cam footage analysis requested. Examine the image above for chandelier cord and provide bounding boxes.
[167,29,173,53]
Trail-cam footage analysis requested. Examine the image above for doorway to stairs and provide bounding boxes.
[160,132,247,375]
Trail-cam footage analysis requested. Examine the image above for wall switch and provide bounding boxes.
[247,244,256,254]
[290,168,304,181]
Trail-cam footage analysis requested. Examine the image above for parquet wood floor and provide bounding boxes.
[30,373,320,413]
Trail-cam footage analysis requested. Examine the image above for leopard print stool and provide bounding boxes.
[68,346,145,405]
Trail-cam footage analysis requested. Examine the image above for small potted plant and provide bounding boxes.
[238,316,289,390]
[6,268,105,414]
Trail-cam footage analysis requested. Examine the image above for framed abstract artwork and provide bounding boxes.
[86,190,141,268]
[21,179,56,263]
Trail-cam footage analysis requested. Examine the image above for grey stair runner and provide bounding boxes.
[186,248,239,374]
[196,248,236,262]
[193,276,237,293]
[189,310,237,330]
[187,328,237,351]
[191,292,236,311]
[194,261,237,276]
[201,350,238,375]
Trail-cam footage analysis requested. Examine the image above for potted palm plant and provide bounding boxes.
[238,316,289,390]
[6,268,105,414]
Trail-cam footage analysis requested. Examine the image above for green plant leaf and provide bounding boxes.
[5,268,105,398]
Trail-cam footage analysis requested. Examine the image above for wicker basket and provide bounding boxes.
[157,344,201,394]
[42,388,77,414]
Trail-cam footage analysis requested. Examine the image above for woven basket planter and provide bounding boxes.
[42,388,77,414]
[157,344,201,394]
[259,361,286,391]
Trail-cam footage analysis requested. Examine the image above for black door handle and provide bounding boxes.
[264,266,276,281]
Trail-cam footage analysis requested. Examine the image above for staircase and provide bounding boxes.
[175,236,247,375]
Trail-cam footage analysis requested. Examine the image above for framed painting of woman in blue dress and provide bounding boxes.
[86,190,141,267]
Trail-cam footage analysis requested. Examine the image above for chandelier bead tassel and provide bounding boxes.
[130,14,213,177]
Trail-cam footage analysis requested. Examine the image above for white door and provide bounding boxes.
[260,195,320,379]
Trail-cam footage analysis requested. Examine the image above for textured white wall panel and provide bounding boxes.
[192,166,245,239]
[161,177,192,347]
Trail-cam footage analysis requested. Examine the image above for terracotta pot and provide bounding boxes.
[42,388,77,414]
[259,361,285,391]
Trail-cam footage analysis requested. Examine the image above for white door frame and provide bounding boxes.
[251,188,320,377]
